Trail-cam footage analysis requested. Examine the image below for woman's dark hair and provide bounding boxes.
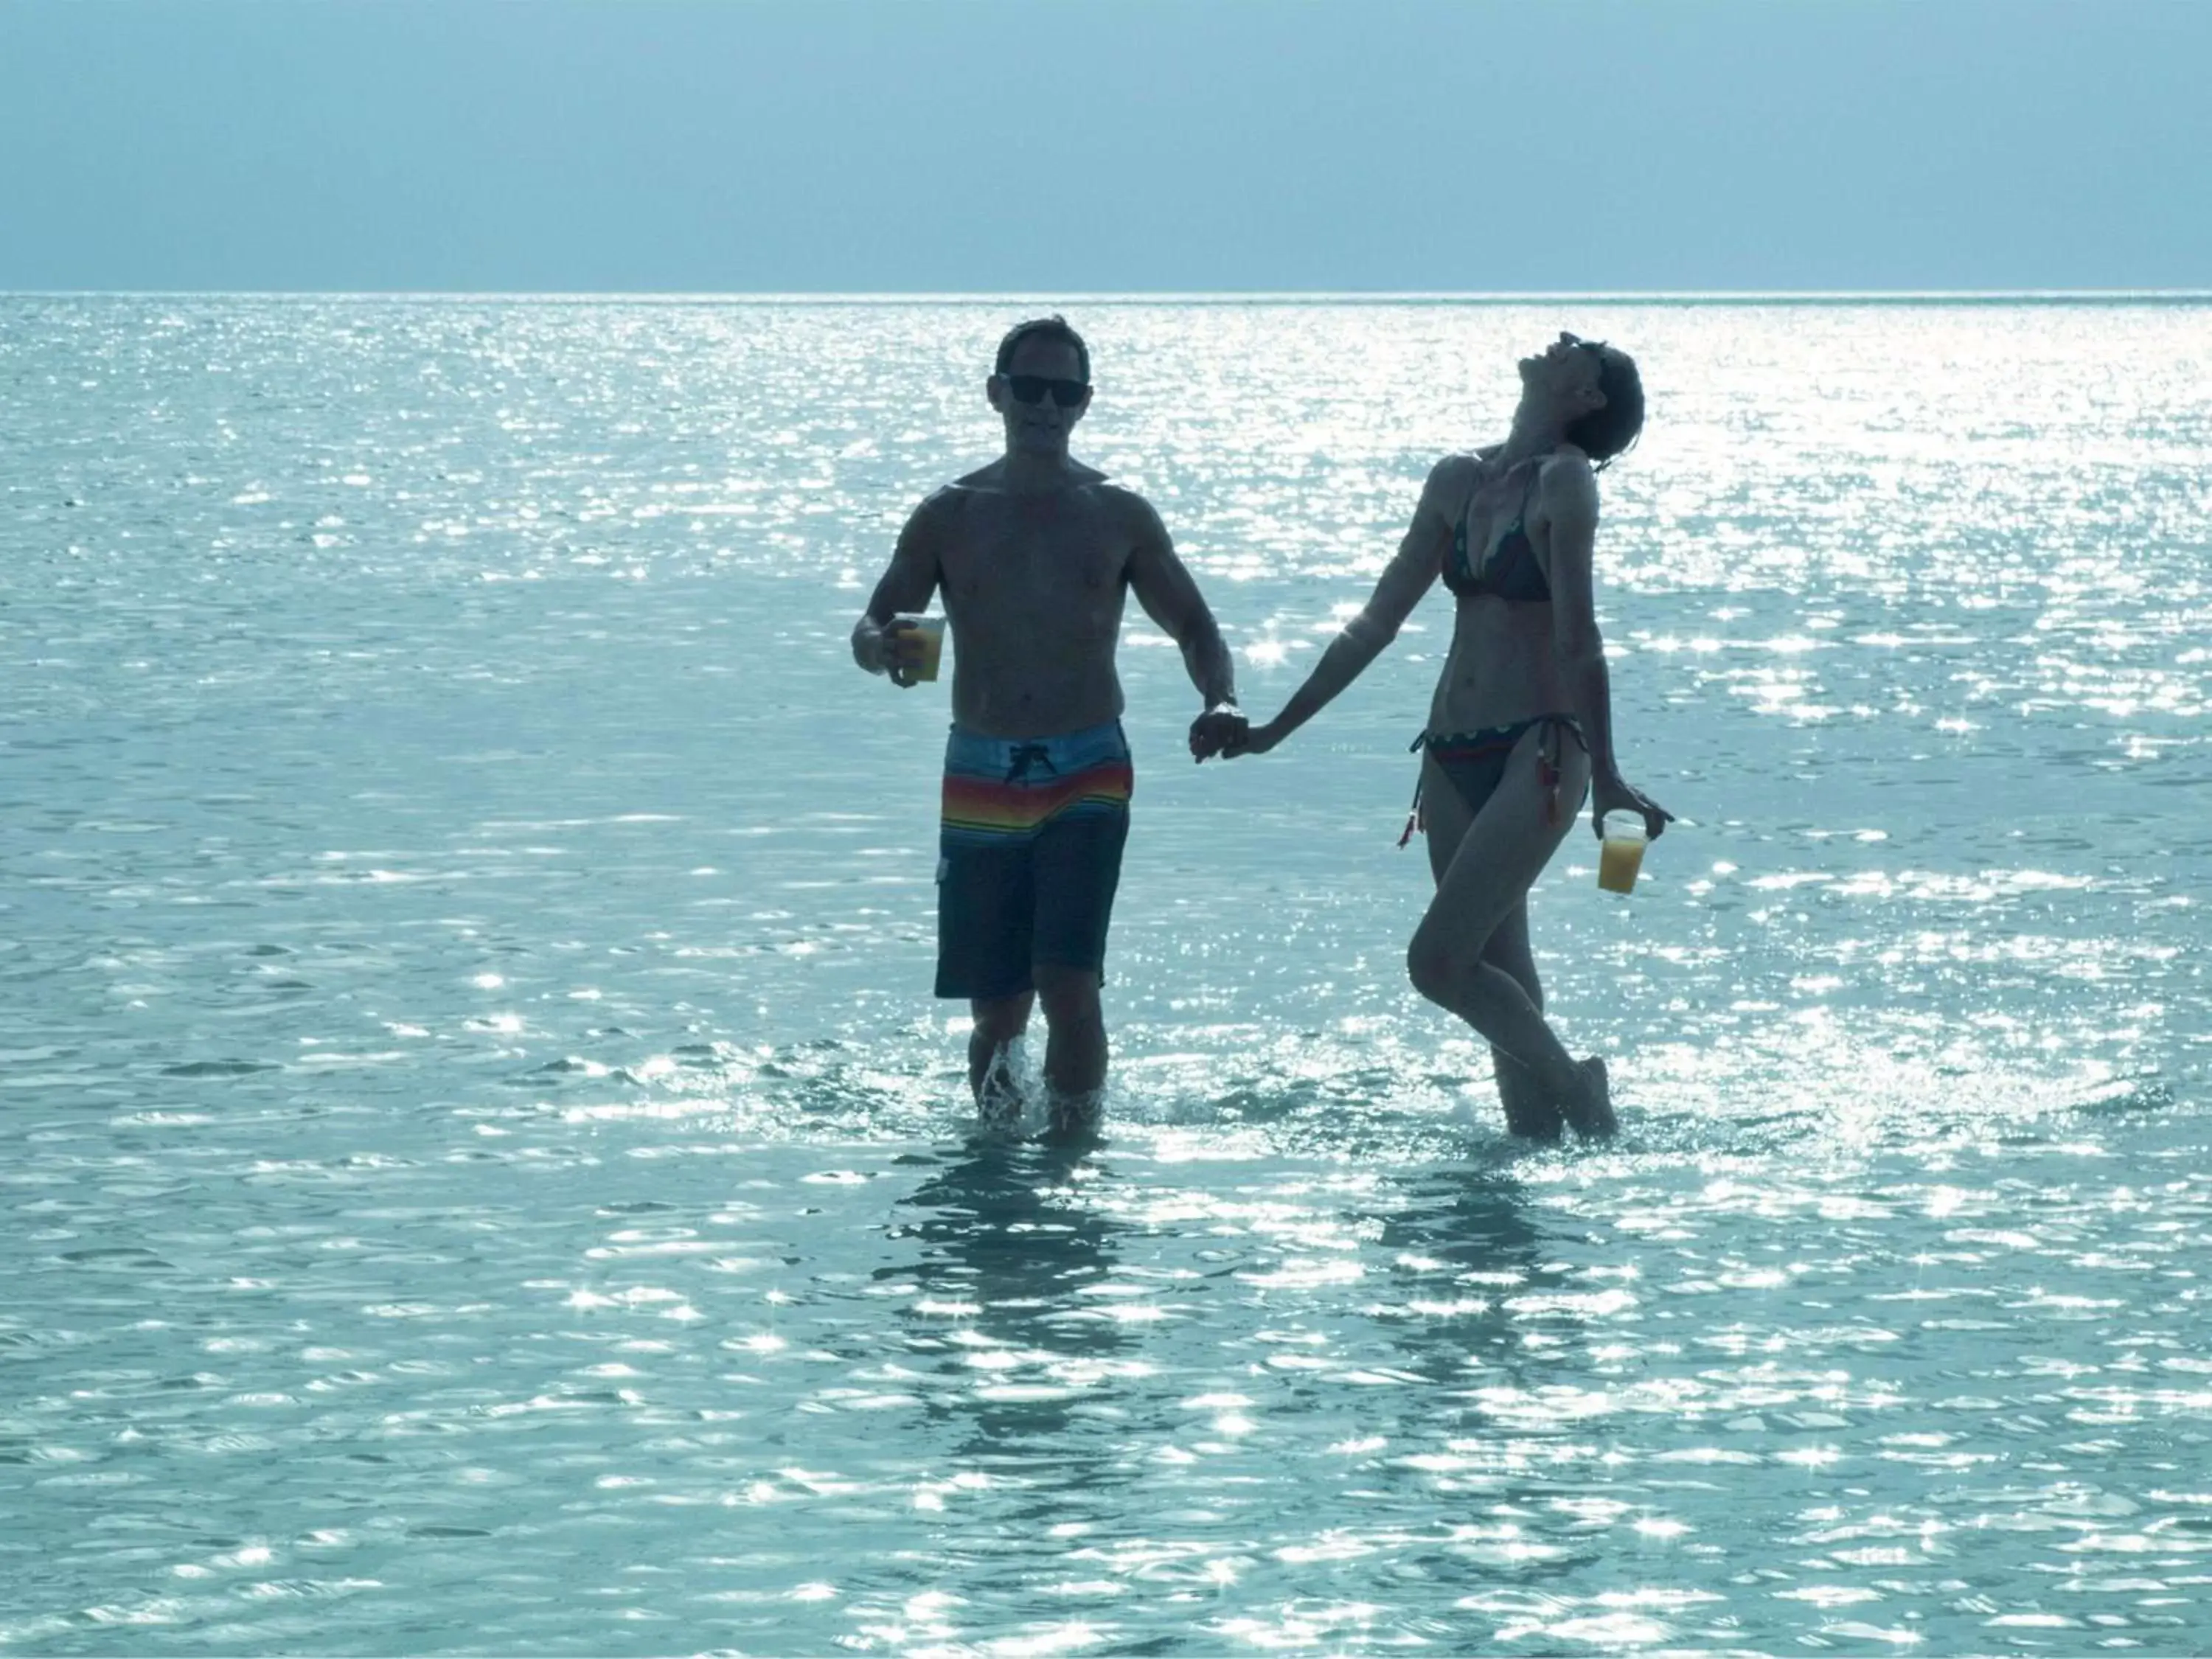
[995,314,1091,383]
[1562,344,1644,468]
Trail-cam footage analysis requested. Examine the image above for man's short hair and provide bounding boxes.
[994,315,1091,383]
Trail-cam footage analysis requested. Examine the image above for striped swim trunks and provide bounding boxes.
[935,720,1133,1000]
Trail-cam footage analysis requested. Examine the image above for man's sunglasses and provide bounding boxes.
[999,373,1091,408]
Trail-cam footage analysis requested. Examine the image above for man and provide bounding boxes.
[852,316,1246,1135]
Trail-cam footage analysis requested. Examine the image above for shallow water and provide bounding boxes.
[4,295,2210,1653]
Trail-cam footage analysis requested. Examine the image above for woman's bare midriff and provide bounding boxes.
[1427,597,1570,733]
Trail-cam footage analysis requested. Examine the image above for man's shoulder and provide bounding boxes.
[945,456,1110,488]
[910,477,987,532]
[1085,478,1166,533]
[947,460,1004,492]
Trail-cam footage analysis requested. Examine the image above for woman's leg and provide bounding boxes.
[1480,905,1564,1139]
[1420,753,1563,1139]
[1407,727,1610,1134]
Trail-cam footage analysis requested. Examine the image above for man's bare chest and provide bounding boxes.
[939,507,1130,605]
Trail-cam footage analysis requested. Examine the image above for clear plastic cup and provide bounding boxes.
[1597,810,1649,894]
[896,615,945,682]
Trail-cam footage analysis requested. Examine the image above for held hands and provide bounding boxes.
[1190,709,1283,762]
[1590,771,1674,841]
[1187,703,1250,762]
[1225,720,1283,758]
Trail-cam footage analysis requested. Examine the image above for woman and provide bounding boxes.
[1206,332,1670,1140]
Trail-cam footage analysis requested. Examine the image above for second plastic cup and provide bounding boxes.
[1596,811,1649,894]
[897,615,946,682]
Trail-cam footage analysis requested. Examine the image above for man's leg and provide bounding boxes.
[1033,965,1106,1100]
[1029,801,1127,1135]
[970,992,1035,1119]
[937,819,1036,1119]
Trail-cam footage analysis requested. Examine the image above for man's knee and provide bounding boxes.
[971,992,1034,1045]
[1032,964,1102,1028]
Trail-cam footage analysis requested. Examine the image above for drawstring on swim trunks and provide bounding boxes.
[1004,742,1057,785]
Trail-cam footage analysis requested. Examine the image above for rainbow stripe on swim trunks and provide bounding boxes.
[939,720,1133,846]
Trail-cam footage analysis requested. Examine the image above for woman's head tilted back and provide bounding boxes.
[1565,342,1644,466]
[1521,333,1645,468]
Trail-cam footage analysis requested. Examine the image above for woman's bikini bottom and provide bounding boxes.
[1404,714,1586,844]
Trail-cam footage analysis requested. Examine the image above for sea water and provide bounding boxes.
[3,295,2208,1654]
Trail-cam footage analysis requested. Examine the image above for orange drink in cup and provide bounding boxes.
[896,615,946,682]
[1596,811,1648,894]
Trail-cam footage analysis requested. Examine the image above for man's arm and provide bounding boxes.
[1543,453,1671,838]
[1122,496,1244,749]
[1225,456,1456,755]
[852,494,945,686]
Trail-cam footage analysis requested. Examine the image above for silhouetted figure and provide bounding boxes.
[855,317,1245,1136]
[1203,334,1670,1140]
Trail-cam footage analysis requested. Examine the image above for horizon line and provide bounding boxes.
[5,287,2211,305]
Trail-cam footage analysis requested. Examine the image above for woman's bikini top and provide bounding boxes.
[1443,458,1551,603]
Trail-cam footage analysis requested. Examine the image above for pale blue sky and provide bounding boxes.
[4,0,2206,293]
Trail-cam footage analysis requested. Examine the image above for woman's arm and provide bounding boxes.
[1541,453,1672,837]
[1222,456,1461,757]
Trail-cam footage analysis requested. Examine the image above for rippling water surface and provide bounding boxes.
[4,296,2210,1654]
